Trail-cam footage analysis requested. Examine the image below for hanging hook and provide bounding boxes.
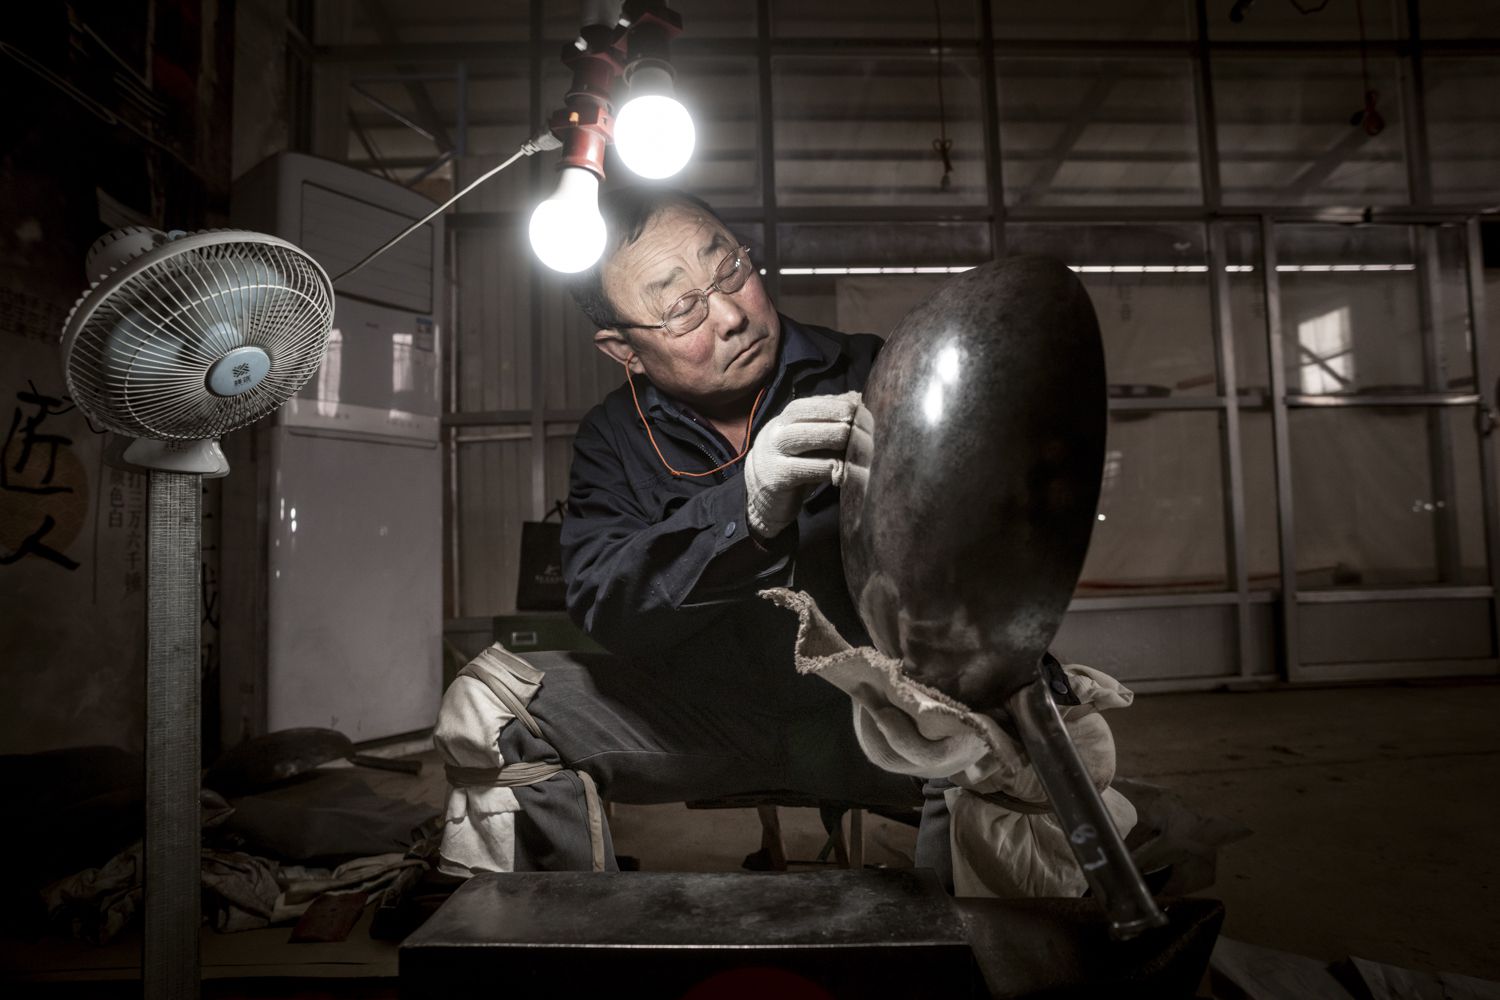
[933,137,954,191]
[931,0,953,192]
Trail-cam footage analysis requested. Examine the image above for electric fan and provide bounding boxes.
[59,226,334,996]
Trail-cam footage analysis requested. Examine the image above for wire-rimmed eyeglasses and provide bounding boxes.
[611,245,753,338]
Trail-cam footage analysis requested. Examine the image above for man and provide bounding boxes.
[435,186,949,882]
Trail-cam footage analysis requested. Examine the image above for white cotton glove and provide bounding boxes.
[743,391,861,540]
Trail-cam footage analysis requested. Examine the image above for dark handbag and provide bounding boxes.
[515,501,568,611]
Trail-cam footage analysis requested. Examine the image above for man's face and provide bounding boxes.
[597,205,780,414]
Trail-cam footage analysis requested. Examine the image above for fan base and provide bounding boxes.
[124,437,230,477]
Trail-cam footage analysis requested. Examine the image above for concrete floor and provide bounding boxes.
[6,679,1497,992]
[606,679,1500,983]
[1109,680,1500,982]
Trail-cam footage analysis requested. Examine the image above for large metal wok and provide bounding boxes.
[840,255,1166,938]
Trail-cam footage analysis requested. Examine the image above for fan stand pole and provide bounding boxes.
[144,470,202,998]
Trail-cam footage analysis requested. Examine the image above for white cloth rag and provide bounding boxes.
[433,642,608,876]
[432,643,546,877]
[761,587,1136,898]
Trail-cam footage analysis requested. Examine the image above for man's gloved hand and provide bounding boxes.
[744,391,861,540]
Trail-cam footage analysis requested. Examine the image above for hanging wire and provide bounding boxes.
[1354,0,1372,94]
[931,0,954,192]
[1351,0,1384,136]
[331,130,562,285]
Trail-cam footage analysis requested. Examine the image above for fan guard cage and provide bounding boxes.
[62,230,334,441]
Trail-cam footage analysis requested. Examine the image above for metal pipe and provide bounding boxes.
[144,470,203,999]
[1006,675,1166,940]
[350,82,438,142]
[1464,218,1500,662]
[1260,216,1301,680]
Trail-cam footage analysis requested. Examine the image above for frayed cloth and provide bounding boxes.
[42,841,424,937]
[761,587,1136,898]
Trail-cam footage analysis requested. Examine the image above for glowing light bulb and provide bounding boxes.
[528,167,607,273]
[614,66,695,180]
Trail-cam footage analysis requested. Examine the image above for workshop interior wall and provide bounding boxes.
[0,1,237,753]
[307,1,1500,685]
[6,3,1500,751]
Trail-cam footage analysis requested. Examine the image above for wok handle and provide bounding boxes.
[1006,675,1167,941]
[348,753,423,775]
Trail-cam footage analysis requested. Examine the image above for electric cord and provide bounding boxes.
[332,131,564,284]
[623,358,766,478]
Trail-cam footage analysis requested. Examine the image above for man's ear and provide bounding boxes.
[594,328,643,373]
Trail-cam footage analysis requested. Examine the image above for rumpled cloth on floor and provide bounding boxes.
[43,840,430,938]
[39,839,142,944]
[761,587,1136,899]
[214,770,438,864]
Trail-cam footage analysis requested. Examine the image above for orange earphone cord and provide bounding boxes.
[623,359,766,479]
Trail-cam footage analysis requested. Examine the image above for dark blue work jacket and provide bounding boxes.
[561,315,882,709]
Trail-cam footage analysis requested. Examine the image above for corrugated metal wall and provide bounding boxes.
[314,2,1500,688]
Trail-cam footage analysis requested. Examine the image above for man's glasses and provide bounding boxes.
[613,245,754,338]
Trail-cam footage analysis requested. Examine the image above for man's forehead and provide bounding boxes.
[641,209,730,258]
[605,207,733,294]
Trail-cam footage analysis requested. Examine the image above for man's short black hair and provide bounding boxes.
[566,185,724,332]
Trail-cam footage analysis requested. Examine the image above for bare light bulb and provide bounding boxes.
[529,167,607,273]
[614,66,695,180]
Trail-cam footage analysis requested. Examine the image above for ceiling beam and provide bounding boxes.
[357,0,456,152]
[1284,126,1385,200]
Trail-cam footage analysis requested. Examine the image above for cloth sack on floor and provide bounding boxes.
[761,587,1136,898]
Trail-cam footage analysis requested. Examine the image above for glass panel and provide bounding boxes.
[1224,224,1281,593]
[345,68,531,189]
[997,58,1202,207]
[774,223,985,338]
[545,0,756,38]
[773,0,977,38]
[1273,225,1474,396]
[1240,408,1281,591]
[1417,0,1500,38]
[346,0,530,43]
[1289,407,1487,588]
[1004,223,1218,397]
[1423,58,1500,205]
[1077,412,1228,594]
[772,56,989,207]
[344,79,441,178]
[776,273,945,338]
[1212,57,1409,206]
[777,222,990,268]
[446,72,532,162]
[456,437,534,615]
[1054,606,1257,681]
[1204,0,1401,40]
[993,0,1191,41]
[1300,600,1493,664]
[449,72,534,209]
[1224,222,1270,397]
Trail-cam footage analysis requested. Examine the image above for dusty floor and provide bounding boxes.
[6,679,1498,991]
[1109,680,1500,982]
[603,679,1500,983]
